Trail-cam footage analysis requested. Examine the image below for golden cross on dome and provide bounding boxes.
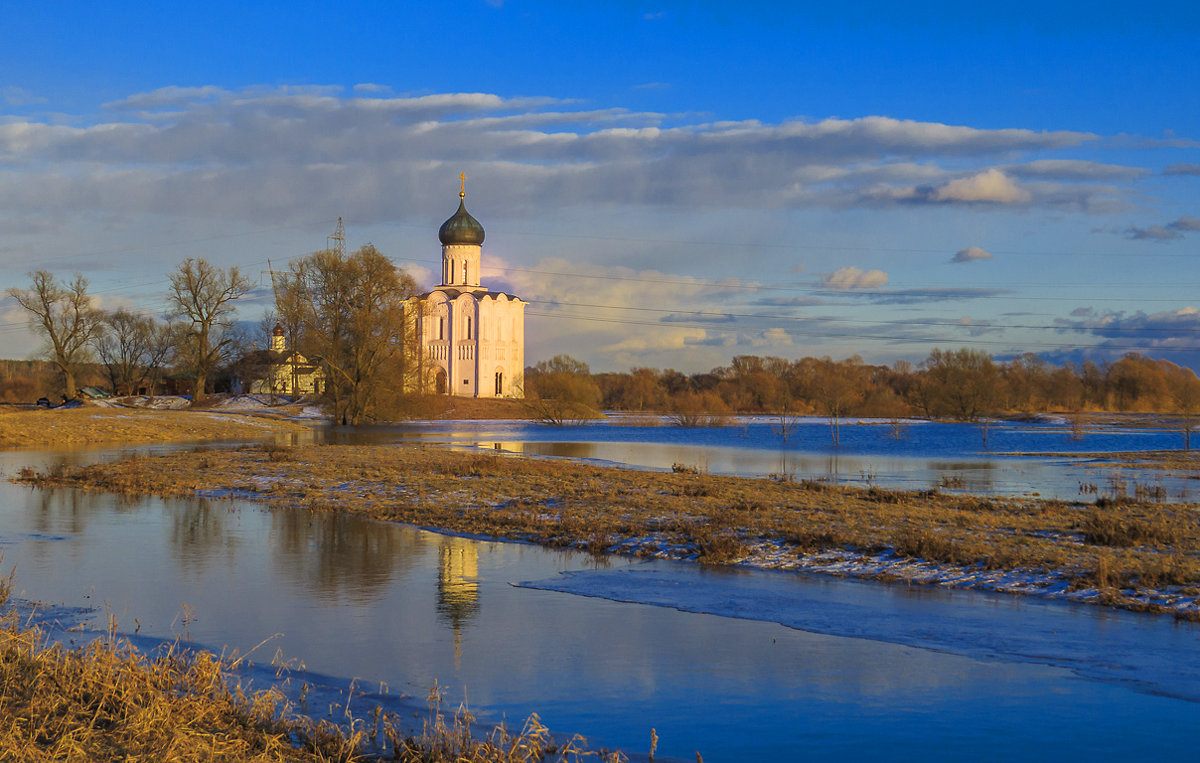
[459,172,466,199]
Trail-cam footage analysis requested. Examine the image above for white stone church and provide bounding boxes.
[409,181,525,398]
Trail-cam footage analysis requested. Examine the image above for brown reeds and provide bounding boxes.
[1081,506,1183,547]
[0,579,629,762]
[0,591,359,760]
[384,684,628,763]
[0,407,310,449]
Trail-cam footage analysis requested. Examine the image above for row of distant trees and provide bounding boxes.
[11,262,1200,427]
[527,349,1200,423]
[5,263,251,403]
[5,243,422,424]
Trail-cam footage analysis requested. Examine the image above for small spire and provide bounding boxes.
[459,172,467,199]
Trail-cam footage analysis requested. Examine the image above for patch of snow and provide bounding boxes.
[210,395,294,411]
[106,396,192,410]
[195,488,265,500]
[580,533,1200,620]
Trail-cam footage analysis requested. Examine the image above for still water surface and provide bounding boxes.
[2,443,1199,761]
[327,415,1195,500]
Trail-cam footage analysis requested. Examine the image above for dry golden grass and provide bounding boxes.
[387,684,627,763]
[0,576,627,762]
[18,443,1200,618]
[0,407,311,449]
[367,394,533,421]
[0,581,361,761]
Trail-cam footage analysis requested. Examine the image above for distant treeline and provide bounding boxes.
[0,360,106,403]
[9,348,1200,423]
[582,349,1200,419]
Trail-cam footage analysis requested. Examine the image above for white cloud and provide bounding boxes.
[2,86,47,106]
[600,327,708,355]
[931,169,1031,204]
[1005,159,1148,181]
[0,85,1168,370]
[1122,215,1200,241]
[951,245,993,263]
[823,266,888,289]
[0,87,1112,228]
[105,85,230,110]
[1126,224,1182,240]
[754,327,793,346]
[1165,163,1200,176]
[1053,307,1200,369]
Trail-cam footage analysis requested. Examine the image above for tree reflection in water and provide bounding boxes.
[170,498,238,571]
[30,486,148,537]
[267,509,428,604]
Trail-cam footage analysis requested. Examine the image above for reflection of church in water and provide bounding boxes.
[409,175,526,398]
[437,536,480,666]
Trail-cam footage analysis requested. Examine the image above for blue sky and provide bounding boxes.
[1,1,1198,372]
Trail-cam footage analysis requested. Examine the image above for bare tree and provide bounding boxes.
[143,320,179,399]
[167,258,251,404]
[7,271,101,399]
[92,310,176,396]
[1169,365,1200,450]
[811,357,868,446]
[278,244,417,425]
[917,348,1002,421]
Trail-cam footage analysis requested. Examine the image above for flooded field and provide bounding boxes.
[324,415,1197,500]
[3,442,1199,761]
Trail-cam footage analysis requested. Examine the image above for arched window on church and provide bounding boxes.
[438,316,444,340]
[462,260,468,283]
[466,316,472,340]
[495,371,503,396]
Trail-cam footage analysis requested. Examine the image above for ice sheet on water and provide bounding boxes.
[518,561,1200,702]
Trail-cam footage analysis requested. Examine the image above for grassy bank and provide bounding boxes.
[0,406,312,449]
[0,579,627,762]
[16,442,1200,619]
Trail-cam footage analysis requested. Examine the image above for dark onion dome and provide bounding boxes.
[438,198,485,246]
